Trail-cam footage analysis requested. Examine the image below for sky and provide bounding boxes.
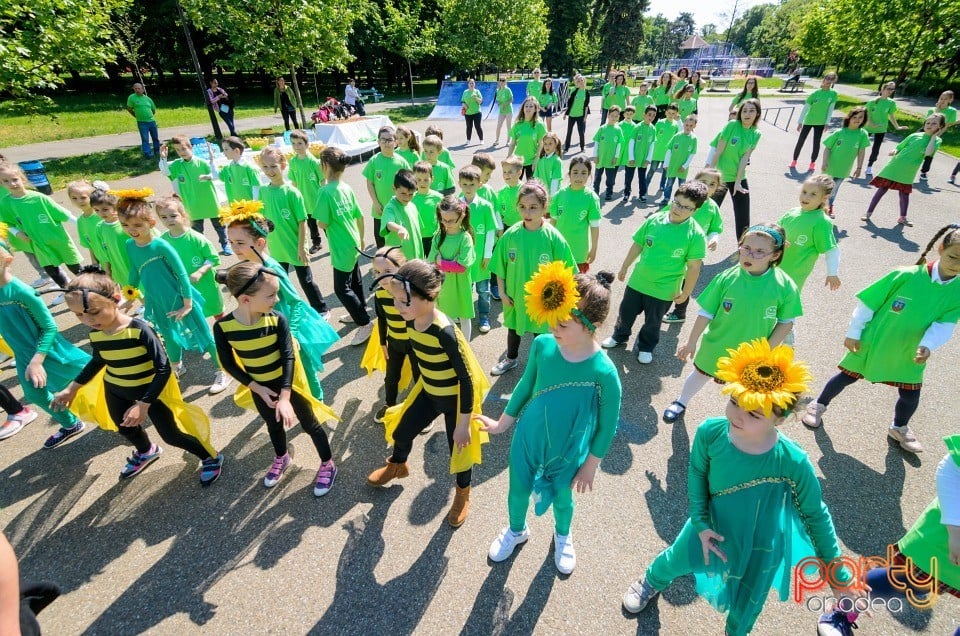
[646,0,767,33]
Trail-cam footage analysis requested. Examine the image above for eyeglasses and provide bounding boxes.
[378,136,396,142]
[441,215,462,225]
[671,199,697,213]
[739,245,776,258]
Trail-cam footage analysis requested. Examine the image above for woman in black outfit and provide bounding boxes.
[562,74,591,154]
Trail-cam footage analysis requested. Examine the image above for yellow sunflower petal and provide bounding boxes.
[523,261,580,326]
[717,338,811,416]
[108,187,154,201]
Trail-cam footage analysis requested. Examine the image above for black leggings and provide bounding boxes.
[465,113,483,141]
[281,109,299,131]
[714,180,751,240]
[107,389,211,459]
[191,218,227,247]
[521,164,534,180]
[817,372,922,427]
[373,217,385,248]
[251,386,332,460]
[333,264,371,326]
[564,116,586,151]
[43,263,81,288]
[385,339,420,406]
[0,383,24,414]
[278,262,329,313]
[389,392,472,488]
[793,125,825,162]
[506,328,522,360]
[307,218,322,246]
[868,132,886,167]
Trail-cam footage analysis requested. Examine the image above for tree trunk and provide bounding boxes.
[408,58,415,106]
[290,65,309,130]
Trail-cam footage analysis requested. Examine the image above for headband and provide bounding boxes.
[371,272,430,306]
[47,286,118,312]
[570,308,596,332]
[357,245,403,269]
[234,266,280,298]
[746,225,784,248]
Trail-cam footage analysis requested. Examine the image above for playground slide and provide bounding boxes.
[428,80,569,120]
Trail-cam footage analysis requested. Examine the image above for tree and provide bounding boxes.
[597,0,649,70]
[724,4,774,54]
[439,0,549,71]
[0,0,129,99]
[382,0,437,105]
[543,0,590,76]
[181,0,368,125]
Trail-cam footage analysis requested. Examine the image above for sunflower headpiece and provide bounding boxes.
[218,200,268,235]
[715,339,812,417]
[108,187,154,201]
[0,222,10,252]
[523,261,581,327]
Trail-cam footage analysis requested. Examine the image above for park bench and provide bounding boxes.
[780,76,809,93]
[359,87,384,103]
[708,77,733,91]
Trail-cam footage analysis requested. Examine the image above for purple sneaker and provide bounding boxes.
[314,459,337,496]
[119,443,163,479]
[264,452,290,488]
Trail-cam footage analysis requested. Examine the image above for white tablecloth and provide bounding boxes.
[313,115,393,156]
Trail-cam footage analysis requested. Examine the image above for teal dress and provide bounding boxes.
[0,277,87,426]
[504,335,621,534]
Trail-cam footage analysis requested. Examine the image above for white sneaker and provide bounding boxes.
[554,532,576,574]
[31,275,53,289]
[865,166,873,178]
[319,310,332,322]
[48,293,65,307]
[0,407,38,440]
[419,420,436,435]
[637,351,654,364]
[174,362,187,378]
[623,578,658,613]
[601,336,623,349]
[339,315,355,324]
[208,371,232,395]
[350,322,374,346]
[489,526,530,562]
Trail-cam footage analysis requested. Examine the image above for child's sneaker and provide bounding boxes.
[478,317,491,333]
[919,172,928,181]
[600,336,624,349]
[490,357,518,376]
[865,166,873,178]
[638,195,647,203]
[264,452,291,487]
[200,453,224,486]
[350,322,374,346]
[623,578,658,613]
[42,421,85,449]
[309,242,322,255]
[120,443,163,479]
[605,192,613,201]
[827,204,835,219]
[808,162,816,171]
[817,609,859,636]
[897,216,913,227]
[222,243,234,256]
[31,275,53,289]
[490,285,501,301]
[314,459,337,496]
[789,160,797,169]
[662,311,685,324]
[373,405,388,424]
[802,402,827,428]
[949,175,957,184]
[554,532,576,574]
[488,526,530,562]
[208,371,232,395]
[48,293,65,307]
[0,407,38,440]
[173,362,187,377]
[637,351,653,364]
[888,426,923,453]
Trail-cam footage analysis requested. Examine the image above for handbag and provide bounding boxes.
[219,104,230,114]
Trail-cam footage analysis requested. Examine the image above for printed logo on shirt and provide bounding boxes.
[178,176,186,183]
[37,213,50,224]
[578,210,588,221]
[508,248,517,263]
[241,178,250,186]
[476,223,485,233]
[281,207,292,220]
[645,236,654,247]
[375,171,383,180]
[891,297,909,313]
[730,137,740,145]
[191,256,203,267]
[764,305,777,320]
[794,234,809,246]
[722,299,733,312]
[538,253,551,264]
[835,140,843,147]
[672,248,685,258]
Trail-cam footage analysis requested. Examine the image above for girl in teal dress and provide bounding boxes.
[117,192,231,395]
[428,196,476,339]
[480,266,622,575]
[623,340,856,635]
[222,206,339,400]
[0,232,89,448]
[156,195,223,318]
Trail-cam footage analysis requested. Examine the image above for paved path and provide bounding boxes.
[2,95,959,635]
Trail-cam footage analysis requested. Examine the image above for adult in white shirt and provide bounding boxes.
[344,78,365,115]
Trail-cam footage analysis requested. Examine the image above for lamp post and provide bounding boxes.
[174,0,223,140]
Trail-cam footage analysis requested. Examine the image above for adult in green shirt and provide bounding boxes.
[125,83,159,159]
[562,74,591,153]
[526,68,543,100]
[461,78,484,143]
[791,73,838,169]
[865,82,909,177]
[494,77,515,146]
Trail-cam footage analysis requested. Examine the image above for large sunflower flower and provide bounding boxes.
[523,261,580,326]
[121,285,141,301]
[108,187,154,201]
[218,199,265,226]
[716,339,812,417]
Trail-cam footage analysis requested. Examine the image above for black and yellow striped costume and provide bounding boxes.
[375,287,420,405]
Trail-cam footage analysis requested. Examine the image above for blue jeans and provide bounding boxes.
[475,279,490,319]
[662,176,684,201]
[137,121,160,157]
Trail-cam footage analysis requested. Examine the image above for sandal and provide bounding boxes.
[662,401,686,424]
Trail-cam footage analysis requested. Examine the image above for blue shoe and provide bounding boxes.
[120,444,163,479]
[491,285,501,301]
[200,453,224,486]
[817,609,858,636]
[478,317,491,333]
[43,421,85,449]
[221,244,234,257]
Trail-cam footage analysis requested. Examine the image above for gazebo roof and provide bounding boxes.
[681,35,708,49]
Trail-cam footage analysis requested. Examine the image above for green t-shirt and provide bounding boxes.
[397,148,421,167]
[617,121,638,165]
[463,194,497,282]
[413,189,443,238]
[0,191,81,267]
[694,265,802,376]
[877,133,943,185]
[77,213,106,262]
[534,153,563,189]
[527,81,542,100]
[865,97,898,134]
[438,148,455,170]
[220,161,261,203]
[509,120,548,166]
[259,183,307,265]
[361,152,411,216]
[803,88,838,126]
[478,184,497,210]
[428,231,476,320]
[550,187,601,263]
[822,127,871,179]
[677,98,697,120]
[665,132,698,178]
[288,154,324,217]
[601,84,616,109]
[627,210,706,300]
[593,124,623,169]
[314,180,363,272]
[428,161,455,193]
[126,93,156,122]
[715,120,761,182]
[631,94,655,113]
[674,79,688,94]
[537,92,558,110]
[841,264,960,384]
[691,198,723,238]
[97,220,133,286]
[461,89,483,115]
[613,85,631,109]
[927,105,958,126]
[167,157,219,220]
[489,222,576,334]
[651,85,673,107]
[496,87,514,115]
[652,118,682,162]
[162,229,223,317]
[777,207,838,290]
[633,122,656,165]
[496,184,521,228]
[380,196,424,260]
[568,89,588,118]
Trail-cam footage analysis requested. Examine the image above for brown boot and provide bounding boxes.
[448,485,470,528]
[367,457,409,486]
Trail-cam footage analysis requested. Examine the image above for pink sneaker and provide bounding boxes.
[0,407,38,440]
[264,453,290,487]
[314,460,337,496]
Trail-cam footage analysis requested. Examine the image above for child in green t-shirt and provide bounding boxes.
[288,130,325,254]
[865,82,909,177]
[460,165,498,333]
[534,133,564,195]
[549,156,601,271]
[362,125,411,247]
[791,72,838,171]
[380,169,424,261]
[429,195,477,339]
[66,180,105,266]
[421,135,456,196]
[508,97,548,180]
[778,174,841,295]
[647,104,681,195]
[920,90,957,180]
[604,182,707,364]
[631,82,654,113]
[863,113,946,227]
[592,105,623,201]
[396,125,422,168]
[617,106,639,190]
[472,152,503,300]
[218,137,263,204]
[821,106,870,217]
[160,135,230,254]
[424,125,456,169]
[538,78,558,133]
[496,156,524,228]
[626,106,657,202]
[659,114,699,205]
[412,161,443,257]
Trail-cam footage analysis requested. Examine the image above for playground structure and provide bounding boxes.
[427,80,569,120]
[655,40,775,79]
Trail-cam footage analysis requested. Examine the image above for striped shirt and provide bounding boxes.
[75,318,170,403]
[407,312,473,410]
[214,312,294,388]
[375,287,409,345]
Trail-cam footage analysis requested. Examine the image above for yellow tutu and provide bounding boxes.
[360,322,414,391]
[0,336,13,358]
[233,348,339,427]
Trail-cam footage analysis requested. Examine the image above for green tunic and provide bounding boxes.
[550,186,601,264]
[288,154,324,218]
[380,196,424,260]
[877,133,943,185]
[315,180,363,272]
[97,220,133,286]
[652,119,682,162]
[259,183,307,265]
[489,222,576,335]
[509,121,548,166]
[167,157,220,220]
[694,265,802,376]
[463,195,497,282]
[715,120,761,183]
[429,231,476,320]
[0,191,81,266]
[361,152,411,216]
[627,210,706,300]
[665,132,698,178]
[413,190,443,238]
[841,264,960,384]
[162,229,223,317]
[76,213,106,262]
[778,208,837,291]
[496,184,521,228]
[219,161,261,202]
[823,127,870,179]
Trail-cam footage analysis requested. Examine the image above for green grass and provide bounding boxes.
[42,148,158,191]
[834,94,960,158]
